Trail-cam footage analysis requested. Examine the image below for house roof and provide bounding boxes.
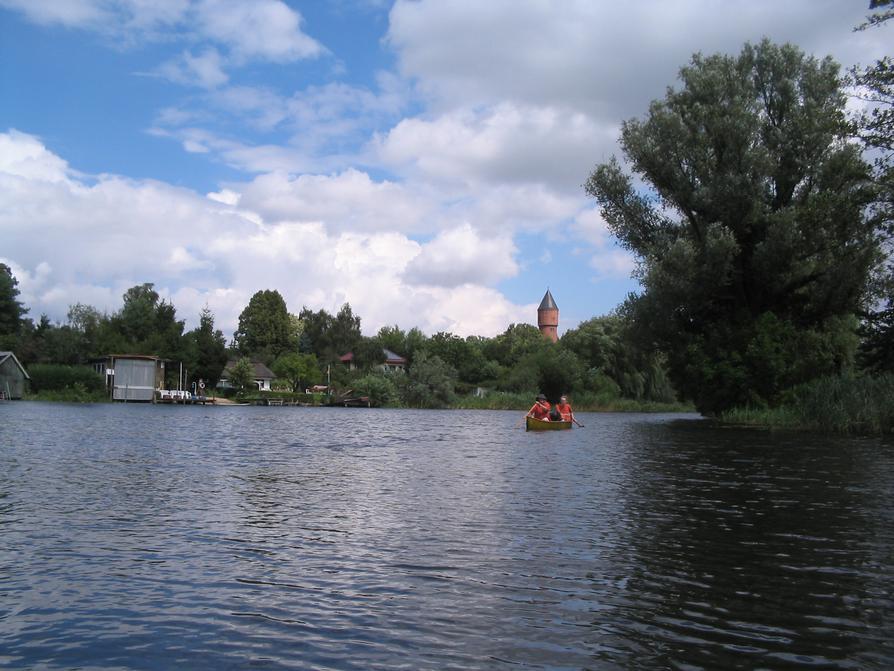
[340,349,407,365]
[383,349,407,364]
[0,351,30,379]
[538,289,558,311]
[224,360,275,379]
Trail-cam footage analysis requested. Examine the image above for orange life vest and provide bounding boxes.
[530,400,551,420]
[556,402,573,422]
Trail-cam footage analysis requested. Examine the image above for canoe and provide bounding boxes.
[526,415,572,431]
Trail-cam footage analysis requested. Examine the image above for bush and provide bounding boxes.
[27,364,105,394]
[400,352,456,408]
[353,374,400,407]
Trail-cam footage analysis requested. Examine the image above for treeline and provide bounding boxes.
[0,271,681,409]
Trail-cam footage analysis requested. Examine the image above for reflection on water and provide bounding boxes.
[1,403,892,670]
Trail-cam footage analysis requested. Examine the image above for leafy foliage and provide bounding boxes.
[560,315,676,401]
[0,263,28,350]
[233,290,296,363]
[227,357,255,391]
[27,364,105,394]
[185,307,229,387]
[353,373,400,407]
[351,336,386,371]
[853,2,894,372]
[401,351,457,408]
[272,352,321,392]
[298,303,362,363]
[586,40,882,413]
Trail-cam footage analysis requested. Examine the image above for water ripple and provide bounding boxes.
[1,404,892,669]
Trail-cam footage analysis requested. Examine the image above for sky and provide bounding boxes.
[1,1,891,340]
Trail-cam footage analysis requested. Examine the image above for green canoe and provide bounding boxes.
[526,415,572,431]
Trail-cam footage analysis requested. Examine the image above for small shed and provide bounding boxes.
[93,355,166,401]
[0,351,30,399]
[219,360,276,391]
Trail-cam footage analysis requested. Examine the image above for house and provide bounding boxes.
[92,355,166,401]
[218,360,276,391]
[0,351,30,399]
[339,348,408,373]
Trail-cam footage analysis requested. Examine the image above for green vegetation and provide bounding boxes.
[233,289,297,363]
[587,39,882,415]
[25,364,107,403]
[227,357,255,392]
[271,352,321,392]
[721,374,894,435]
[0,263,28,352]
[3,18,892,432]
[452,391,692,413]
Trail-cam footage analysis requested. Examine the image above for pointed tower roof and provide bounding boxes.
[538,289,558,311]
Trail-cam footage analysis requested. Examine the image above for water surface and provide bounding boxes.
[1,403,892,669]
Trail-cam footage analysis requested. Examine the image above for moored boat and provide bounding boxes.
[525,415,572,431]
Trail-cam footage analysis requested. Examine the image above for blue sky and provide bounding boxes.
[1,1,890,339]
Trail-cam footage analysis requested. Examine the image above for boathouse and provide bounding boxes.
[93,355,166,401]
[0,351,30,399]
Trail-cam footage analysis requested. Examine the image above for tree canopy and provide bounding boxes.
[0,263,28,349]
[233,289,296,363]
[586,39,883,413]
[854,1,894,372]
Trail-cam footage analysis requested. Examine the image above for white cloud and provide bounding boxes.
[0,130,72,182]
[0,0,323,64]
[0,130,532,337]
[386,0,880,119]
[156,48,229,89]
[195,0,323,63]
[404,223,518,288]
[374,102,612,192]
[0,0,110,27]
[207,188,240,205]
[234,169,432,233]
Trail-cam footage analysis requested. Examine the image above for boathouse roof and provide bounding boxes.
[0,351,30,379]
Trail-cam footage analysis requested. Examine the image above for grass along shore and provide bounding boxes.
[720,374,894,436]
[451,391,694,413]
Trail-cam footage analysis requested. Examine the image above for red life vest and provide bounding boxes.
[530,400,551,420]
[556,402,573,422]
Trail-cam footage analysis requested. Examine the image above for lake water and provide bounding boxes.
[1,402,893,670]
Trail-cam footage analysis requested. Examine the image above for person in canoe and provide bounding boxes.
[527,393,552,421]
[555,395,583,427]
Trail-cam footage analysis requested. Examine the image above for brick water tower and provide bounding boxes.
[537,289,559,343]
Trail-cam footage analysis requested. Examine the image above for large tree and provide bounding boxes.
[586,40,882,413]
[0,263,28,349]
[854,1,894,371]
[233,289,296,363]
[186,306,229,387]
[328,303,362,359]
